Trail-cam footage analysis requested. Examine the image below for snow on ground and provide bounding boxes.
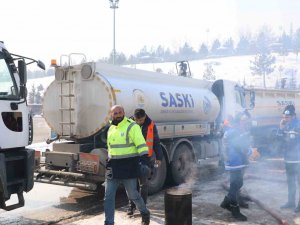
[29,53,300,92]
[27,75,54,91]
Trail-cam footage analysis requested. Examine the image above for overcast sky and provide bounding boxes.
[1,0,300,69]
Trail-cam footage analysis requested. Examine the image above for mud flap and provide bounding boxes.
[0,148,34,210]
[1,192,25,211]
[0,158,24,211]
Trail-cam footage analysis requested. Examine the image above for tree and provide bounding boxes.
[285,68,298,89]
[37,84,44,92]
[203,64,216,80]
[35,91,42,104]
[137,45,150,58]
[279,31,292,55]
[223,38,234,54]
[108,51,127,65]
[211,39,221,55]
[198,43,208,58]
[28,84,36,104]
[178,42,196,60]
[293,28,300,61]
[255,26,274,54]
[250,53,276,88]
[236,35,251,55]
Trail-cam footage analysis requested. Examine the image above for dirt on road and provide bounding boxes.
[71,158,300,225]
[29,117,300,225]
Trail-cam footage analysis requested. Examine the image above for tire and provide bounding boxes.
[148,155,167,195]
[171,144,194,185]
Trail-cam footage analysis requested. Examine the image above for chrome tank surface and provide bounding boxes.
[43,62,220,139]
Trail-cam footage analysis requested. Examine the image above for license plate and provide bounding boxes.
[78,153,100,174]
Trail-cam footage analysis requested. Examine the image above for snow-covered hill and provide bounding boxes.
[27,53,300,91]
[130,53,300,88]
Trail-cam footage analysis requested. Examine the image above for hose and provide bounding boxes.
[221,182,290,225]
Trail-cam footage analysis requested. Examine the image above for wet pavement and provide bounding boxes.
[1,157,297,225]
[0,183,104,225]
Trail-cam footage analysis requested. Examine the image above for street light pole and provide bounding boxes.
[109,0,119,65]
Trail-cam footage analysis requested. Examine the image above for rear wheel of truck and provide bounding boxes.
[148,154,167,195]
[171,144,194,185]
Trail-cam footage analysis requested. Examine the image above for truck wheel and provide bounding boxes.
[148,155,167,195]
[171,144,194,185]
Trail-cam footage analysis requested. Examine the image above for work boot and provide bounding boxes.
[141,213,150,225]
[280,202,295,209]
[126,205,136,216]
[231,205,247,221]
[220,196,232,212]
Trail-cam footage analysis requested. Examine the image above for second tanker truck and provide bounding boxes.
[248,87,300,155]
[35,56,254,194]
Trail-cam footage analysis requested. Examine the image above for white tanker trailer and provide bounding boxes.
[248,87,300,155]
[35,56,254,193]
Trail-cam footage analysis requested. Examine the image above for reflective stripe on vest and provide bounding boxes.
[146,121,155,157]
[109,120,148,159]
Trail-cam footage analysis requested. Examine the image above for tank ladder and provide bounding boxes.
[58,68,75,138]
[57,53,86,138]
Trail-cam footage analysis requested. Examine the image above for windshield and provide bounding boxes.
[234,86,246,108]
[0,50,19,100]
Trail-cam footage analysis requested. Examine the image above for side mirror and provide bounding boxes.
[18,60,27,85]
[19,86,27,99]
[37,60,45,70]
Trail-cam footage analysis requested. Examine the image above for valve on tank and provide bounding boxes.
[176,61,191,78]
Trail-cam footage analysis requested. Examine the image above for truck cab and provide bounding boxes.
[0,41,44,210]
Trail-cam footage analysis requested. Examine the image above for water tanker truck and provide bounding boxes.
[0,41,45,210]
[248,87,300,155]
[35,56,254,194]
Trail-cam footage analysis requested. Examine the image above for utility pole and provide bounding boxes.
[109,0,119,65]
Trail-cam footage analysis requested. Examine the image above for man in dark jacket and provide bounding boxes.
[104,105,150,225]
[127,108,163,216]
[277,105,300,212]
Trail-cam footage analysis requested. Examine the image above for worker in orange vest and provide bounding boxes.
[127,108,163,216]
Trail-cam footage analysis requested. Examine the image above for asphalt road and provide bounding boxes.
[0,183,108,225]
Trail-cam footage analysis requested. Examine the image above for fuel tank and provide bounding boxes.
[43,62,220,139]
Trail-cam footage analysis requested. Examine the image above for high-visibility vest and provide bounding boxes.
[146,121,154,157]
[108,117,148,159]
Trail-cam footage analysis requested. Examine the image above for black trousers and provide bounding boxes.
[285,163,300,204]
[227,169,245,205]
[129,173,149,208]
